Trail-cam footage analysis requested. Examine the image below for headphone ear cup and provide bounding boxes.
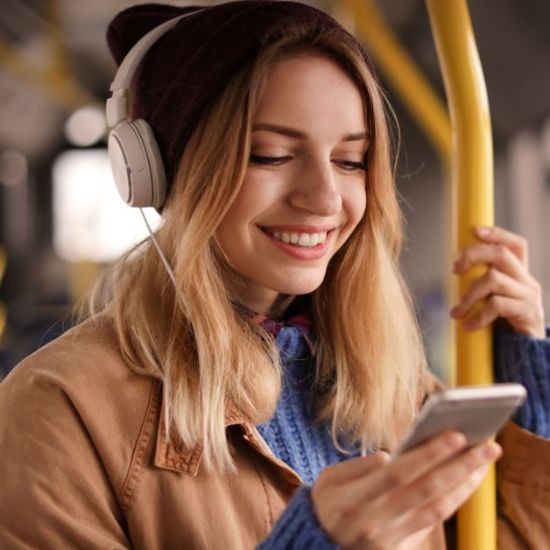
[108,118,167,208]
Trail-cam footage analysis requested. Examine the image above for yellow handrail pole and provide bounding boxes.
[340,0,452,166]
[425,1,495,549]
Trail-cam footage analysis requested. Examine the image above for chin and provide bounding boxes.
[271,274,325,297]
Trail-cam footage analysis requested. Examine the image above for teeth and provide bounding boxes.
[298,234,310,246]
[271,230,328,247]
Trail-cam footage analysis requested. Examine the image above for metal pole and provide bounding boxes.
[424,1,495,548]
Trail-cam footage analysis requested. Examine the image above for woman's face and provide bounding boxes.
[217,53,368,314]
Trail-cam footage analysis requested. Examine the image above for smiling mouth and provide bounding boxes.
[260,227,333,248]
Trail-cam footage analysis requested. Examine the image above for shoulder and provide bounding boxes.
[0,313,159,456]
[3,313,154,401]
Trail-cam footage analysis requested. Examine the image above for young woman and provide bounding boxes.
[1,2,549,548]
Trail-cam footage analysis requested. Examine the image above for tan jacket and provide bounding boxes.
[0,314,549,549]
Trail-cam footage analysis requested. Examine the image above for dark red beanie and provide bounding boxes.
[106,1,373,188]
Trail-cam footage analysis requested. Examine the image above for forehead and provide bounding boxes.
[252,53,367,132]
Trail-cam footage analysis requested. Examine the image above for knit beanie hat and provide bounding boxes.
[106,1,373,188]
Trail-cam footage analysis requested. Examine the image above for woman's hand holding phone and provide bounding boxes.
[311,432,501,549]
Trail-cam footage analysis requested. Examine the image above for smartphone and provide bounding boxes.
[393,383,527,457]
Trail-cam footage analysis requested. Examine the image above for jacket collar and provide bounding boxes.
[152,386,300,486]
[154,410,301,488]
[153,400,248,476]
[151,381,279,475]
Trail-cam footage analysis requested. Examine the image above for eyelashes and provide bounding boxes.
[249,154,366,171]
[336,160,366,171]
[249,154,292,166]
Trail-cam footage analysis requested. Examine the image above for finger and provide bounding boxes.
[370,441,501,523]
[390,463,490,541]
[394,526,435,550]
[341,442,500,547]
[453,243,528,283]
[474,225,528,266]
[461,295,544,337]
[330,431,466,516]
[316,451,391,487]
[451,268,527,319]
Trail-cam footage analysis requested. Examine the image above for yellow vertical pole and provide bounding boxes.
[424,1,495,549]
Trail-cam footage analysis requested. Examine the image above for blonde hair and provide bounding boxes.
[95,21,428,470]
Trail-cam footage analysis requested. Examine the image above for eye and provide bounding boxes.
[333,159,366,172]
[249,154,292,166]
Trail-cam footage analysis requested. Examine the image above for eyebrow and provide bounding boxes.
[252,123,369,142]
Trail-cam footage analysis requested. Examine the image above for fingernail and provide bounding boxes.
[445,432,466,450]
[476,226,491,237]
[484,442,502,460]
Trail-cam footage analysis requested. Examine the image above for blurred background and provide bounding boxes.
[0,0,549,379]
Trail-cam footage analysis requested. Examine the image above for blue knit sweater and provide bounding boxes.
[256,324,550,549]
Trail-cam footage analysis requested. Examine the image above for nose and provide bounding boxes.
[288,158,342,216]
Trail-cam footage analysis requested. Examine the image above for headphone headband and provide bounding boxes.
[105,10,202,208]
[106,11,202,128]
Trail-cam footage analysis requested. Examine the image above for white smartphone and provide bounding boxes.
[393,383,527,457]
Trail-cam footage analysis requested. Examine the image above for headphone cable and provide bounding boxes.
[139,208,178,288]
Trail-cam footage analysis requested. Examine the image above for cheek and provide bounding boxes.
[216,176,278,253]
[225,174,278,220]
[217,181,260,234]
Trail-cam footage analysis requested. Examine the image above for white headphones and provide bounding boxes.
[106,12,198,208]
